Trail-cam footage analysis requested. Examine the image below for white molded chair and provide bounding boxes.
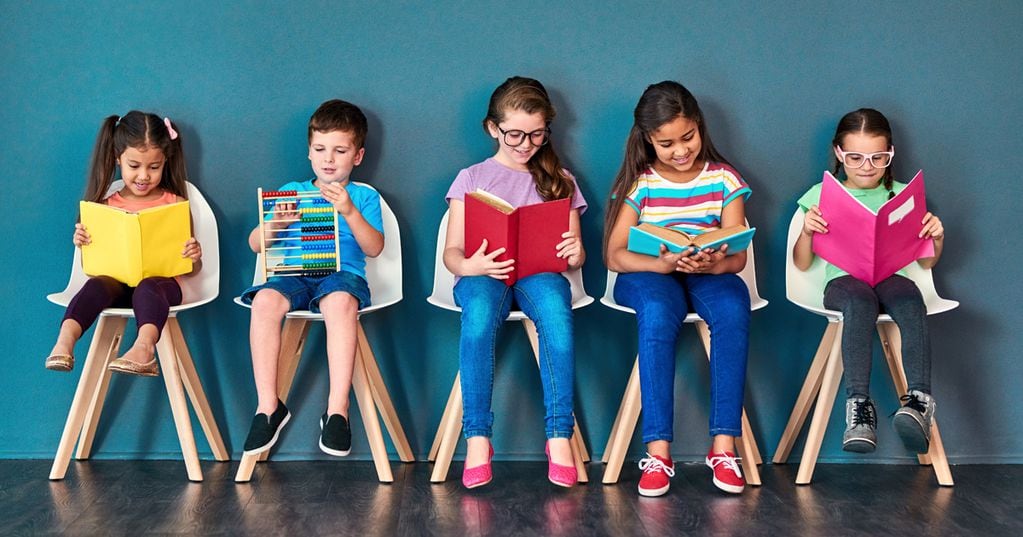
[773,209,957,485]
[426,210,594,483]
[47,180,228,482]
[233,183,413,483]
[599,233,767,486]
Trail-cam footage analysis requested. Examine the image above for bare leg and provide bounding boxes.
[118,323,159,365]
[466,436,492,467]
[647,439,670,459]
[250,290,289,414]
[319,292,358,418]
[712,434,736,453]
[547,437,573,466]
[49,319,83,357]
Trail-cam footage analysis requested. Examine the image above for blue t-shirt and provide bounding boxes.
[267,179,383,279]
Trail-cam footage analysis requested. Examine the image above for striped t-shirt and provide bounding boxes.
[624,162,751,234]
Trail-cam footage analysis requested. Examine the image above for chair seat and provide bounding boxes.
[231,295,401,318]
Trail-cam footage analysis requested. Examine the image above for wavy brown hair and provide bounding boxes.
[602,81,730,259]
[832,108,896,199]
[484,76,574,201]
[83,111,189,203]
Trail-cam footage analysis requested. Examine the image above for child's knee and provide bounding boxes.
[318,291,358,315]
[250,289,290,316]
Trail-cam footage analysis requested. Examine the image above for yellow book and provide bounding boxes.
[79,200,192,286]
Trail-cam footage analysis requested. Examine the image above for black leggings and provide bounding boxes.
[63,276,183,338]
[823,274,931,398]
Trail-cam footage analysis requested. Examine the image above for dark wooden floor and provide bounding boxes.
[1,459,1020,536]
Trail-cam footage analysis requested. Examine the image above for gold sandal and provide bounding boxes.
[45,353,74,372]
[108,357,159,377]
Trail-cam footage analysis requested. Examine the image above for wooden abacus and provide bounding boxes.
[258,188,341,280]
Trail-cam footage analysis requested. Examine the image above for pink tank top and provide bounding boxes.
[105,190,179,211]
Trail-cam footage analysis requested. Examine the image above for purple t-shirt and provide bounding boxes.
[445,158,587,214]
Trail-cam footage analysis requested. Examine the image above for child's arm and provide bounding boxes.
[793,205,827,271]
[442,199,515,278]
[556,209,585,270]
[247,200,298,253]
[183,213,203,274]
[916,211,944,269]
[676,197,748,275]
[321,182,384,258]
[606,204,688,274]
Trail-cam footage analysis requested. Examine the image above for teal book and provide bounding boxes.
[627,223,755,257]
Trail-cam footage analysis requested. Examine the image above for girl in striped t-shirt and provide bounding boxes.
[604,81,751,497]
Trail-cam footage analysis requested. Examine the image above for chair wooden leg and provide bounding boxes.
[356,323,414,463]
[695,321,762,482]
[74,319,126,460]
[429,377,461,462]
[602,357,642,484]
[877,323,953,486]
[602,359,639,464]
[236,318,309,482]
[796,323,844,485]
[168,319,228,462]
[774,322,839,463]
[352,345,393,482]
[431,374,464,483]
[50,316,123,480]
[155,328,203,482]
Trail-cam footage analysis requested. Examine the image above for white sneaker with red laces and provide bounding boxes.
[637,453,675,497]
[705,450,745,494]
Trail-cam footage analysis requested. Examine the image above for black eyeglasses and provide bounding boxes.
[497,126,550,147]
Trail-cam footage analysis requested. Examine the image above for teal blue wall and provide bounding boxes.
[3,1,1021,464]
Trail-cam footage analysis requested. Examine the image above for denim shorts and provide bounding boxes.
[240,270,371,312]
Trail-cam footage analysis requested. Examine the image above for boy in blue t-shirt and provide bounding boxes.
[240,100,384,457]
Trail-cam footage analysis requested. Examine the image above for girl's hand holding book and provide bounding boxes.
[802,205,828,236]
[676,244,729,274]
[73,223,92,247]
[182,237,202,262]
[556,231,583,268]
[919,212,943,240]
[466,238,515,280]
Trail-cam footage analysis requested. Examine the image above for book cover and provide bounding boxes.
[628,223,755,257]
[80,200,192,286]
[464,189,570,286]
[812,170,935,286]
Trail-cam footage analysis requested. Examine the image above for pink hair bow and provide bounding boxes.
[163,117,179,140]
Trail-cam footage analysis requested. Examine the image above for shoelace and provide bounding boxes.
[707,453,743,478]
[899,393,927,413]
[852,399,877,427]
[638,453,675,477]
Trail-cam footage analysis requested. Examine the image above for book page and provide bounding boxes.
[468,189,515,215]
[691,225,748,248]
[635,223,693,246]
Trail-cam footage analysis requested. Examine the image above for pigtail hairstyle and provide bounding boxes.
[484,76,575,202]
[83,111,190,203]
[602,81,731,259]
[832,108,896,200]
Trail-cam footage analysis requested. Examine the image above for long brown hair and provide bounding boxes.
[602,81,730,258]
[832,108,896,199]
[484,76,574,201]
[83,111,189,203]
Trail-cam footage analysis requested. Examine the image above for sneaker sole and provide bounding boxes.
[711,476,745,494]
[893,414,930,453]
[243,412,292,456]
[319,417,352,457]
[638,484,669,497]
[842,438,877,453]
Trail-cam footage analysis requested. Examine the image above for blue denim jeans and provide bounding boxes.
[453,273,575,439]
[240,270,371,312]
[614,271,750,441]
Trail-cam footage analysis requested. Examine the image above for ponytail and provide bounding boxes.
[602,126,652,259]
[83,115,120,203]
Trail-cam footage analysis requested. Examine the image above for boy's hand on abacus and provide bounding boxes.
[920,212,944,240]
[321,182,354,216]
[271,201,299,227]
[182,237,202,261]
[677,244,728,273]
[556,231,582,266]
[466,239,515,279]
[72,223,91,247]
[802,205,828,236]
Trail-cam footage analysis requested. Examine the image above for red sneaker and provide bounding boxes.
[637,453,675,497]
[705,450,745,494]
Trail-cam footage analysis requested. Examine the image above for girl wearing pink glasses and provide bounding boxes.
[793,108,945,456]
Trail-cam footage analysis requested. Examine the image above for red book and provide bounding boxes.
[464,189,571,286]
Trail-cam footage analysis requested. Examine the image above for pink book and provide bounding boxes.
[812,170,935,287]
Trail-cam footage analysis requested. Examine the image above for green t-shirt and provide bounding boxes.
[796,180,910,284]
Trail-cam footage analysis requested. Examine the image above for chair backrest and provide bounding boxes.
[600,221,768,317]
[47,181,219,309]
[784,208,958,316]
[245,182,402,313]
[426,210,593,314]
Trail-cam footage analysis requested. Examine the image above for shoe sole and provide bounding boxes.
[843,438,877,453]
[318,417,352,457]
[464,477,492,489]
[243,412,292,456]
[711,477,745,494]
[893,414,930,453]
[638,484,669,497]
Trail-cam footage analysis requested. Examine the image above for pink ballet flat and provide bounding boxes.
[462,444,494,489]
[545,441,577,488]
